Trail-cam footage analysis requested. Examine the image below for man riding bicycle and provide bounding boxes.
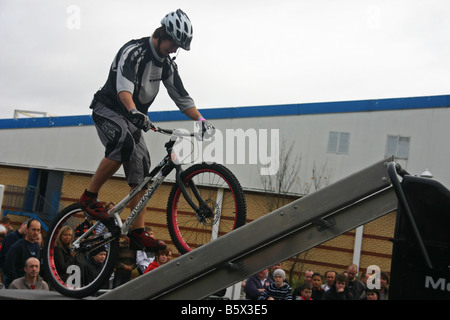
[80,9,213,251]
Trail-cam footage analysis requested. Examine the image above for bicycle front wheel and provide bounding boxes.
[43,203,119,298]
[167,163,247,254]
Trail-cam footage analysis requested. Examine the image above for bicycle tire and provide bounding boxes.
[167,163,247,254]
[43,202,119,298]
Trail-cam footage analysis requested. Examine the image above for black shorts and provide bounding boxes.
[92,103,150,186]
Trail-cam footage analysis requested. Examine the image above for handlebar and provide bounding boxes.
[150,125,176,135]
[150,123,195,137]
[149,124,206,138]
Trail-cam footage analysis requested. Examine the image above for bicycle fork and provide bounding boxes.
[174,166,214,221]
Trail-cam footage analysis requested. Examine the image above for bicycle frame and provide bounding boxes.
[72,127,207,250]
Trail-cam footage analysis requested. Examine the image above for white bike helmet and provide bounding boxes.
[161,9,193,51]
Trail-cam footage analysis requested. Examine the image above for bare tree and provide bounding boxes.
[260,140,302,212]
[286,160,332,285]
[260,140,332,285]
[301,160,333,194]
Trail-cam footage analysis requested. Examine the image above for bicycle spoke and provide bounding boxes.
[43,203,119,298]
[167,163,246,254]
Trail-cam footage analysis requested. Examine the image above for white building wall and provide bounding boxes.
[1,102,450,194]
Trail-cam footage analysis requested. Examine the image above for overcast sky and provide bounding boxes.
[1,0,449,119]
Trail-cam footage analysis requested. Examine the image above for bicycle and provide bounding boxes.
[43,124,247,298]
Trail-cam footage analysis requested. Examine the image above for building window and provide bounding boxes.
[327,131,350,154]
[385,135,410,159]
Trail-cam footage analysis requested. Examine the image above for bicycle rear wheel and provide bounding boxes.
[167,163,247,254]
[43,203,119,298]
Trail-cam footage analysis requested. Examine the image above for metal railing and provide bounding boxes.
[2,185,62,230]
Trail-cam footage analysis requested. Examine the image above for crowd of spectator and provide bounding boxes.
[0,215,389,300]
[243,263,389,300]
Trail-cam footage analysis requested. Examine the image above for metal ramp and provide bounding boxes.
[98,157,397,300]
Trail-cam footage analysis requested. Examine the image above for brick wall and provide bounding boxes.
[0,166,31,227]
[280,212,395,284]
[0,165,395,281]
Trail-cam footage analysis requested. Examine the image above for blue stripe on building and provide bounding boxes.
[1,94,449,129]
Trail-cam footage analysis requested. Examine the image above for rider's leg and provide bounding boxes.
[130,188,146,230]
[87,157,123,193]
[82,103,131,218]
[83,103,149,233]
[128,187,166,250]
[80,158,122,221]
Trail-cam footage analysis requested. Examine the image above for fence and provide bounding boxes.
[1,185,62,231]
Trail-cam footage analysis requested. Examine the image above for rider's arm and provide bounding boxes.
[162,59,196,113]
[120,89,202,121]
[119,91,151,131]
[183,107,203,121]
[115,41,140,110]
[118,91,137,112]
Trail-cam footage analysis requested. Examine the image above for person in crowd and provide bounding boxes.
[304,269,314,284]
[0,225,6,251]
[1,216,13,233]
[293,269,314,296]
[362,287,380,300]
[135,227,156,274]
[82,247,109,289]
[346,264,365,299]
[54,225,75,283]
[295,282,313,300]
[113,236,136,288]
[8,257,49,290]
[322,270,336,291]
[311,272,325,300]
[3,219,41,288]
[0,220,28,286]
[360,270,370,286]
[258,269,292,300]
[144,247,172,273]
[244,268,271,300]
[379,271,390,300]
[267,262,281,282]
[322,273,353,300]
[0,220,28,272]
